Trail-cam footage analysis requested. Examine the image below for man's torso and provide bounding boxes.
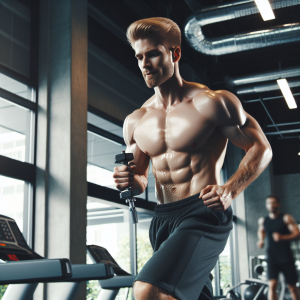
[131,82,229,204]
[264,214,294,263]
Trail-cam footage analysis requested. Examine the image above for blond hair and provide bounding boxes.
[126,17,181,50]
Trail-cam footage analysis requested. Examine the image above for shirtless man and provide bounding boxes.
[257,196,300,300]
[113,17,272,300]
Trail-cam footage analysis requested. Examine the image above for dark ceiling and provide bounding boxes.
[88,0,300,175]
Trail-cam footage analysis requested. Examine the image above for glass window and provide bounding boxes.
[219,239,232,293]
[0,98,34,163]
[0,73,34,101]
[87,131,125,190]
[0,0,31,77]
[137,212,153,273]
[0,175,31,238]
[87,113,146,199]
[88,112,123,137]
[86,196,131,300]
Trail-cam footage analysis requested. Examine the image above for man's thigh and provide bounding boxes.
[267,262,280,280]
[136,227,229,300]
[280,263,298,285]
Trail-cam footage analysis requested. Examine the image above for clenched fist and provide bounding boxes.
[200,185,232,211]
[113,162,136,191]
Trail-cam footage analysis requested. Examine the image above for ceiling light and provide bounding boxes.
[254,0,275,21]
[298,152,300,156]
[277,79,297,109]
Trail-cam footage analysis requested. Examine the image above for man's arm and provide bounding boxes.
[200,90,272,210]
[113,111,150,194]
[257,217,266,248]
[273,214,300,242]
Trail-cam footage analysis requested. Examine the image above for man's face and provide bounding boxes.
[266,197,280,213]
[134,38,174,88]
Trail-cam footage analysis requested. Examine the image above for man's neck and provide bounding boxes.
[269,210,281,219]
[154,66,184,110]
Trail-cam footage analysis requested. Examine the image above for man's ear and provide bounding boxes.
[173,47,181,62]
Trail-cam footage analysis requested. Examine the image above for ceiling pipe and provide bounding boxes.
[228,66,300,86]
[243,92,300,103]
[184,0,300,55]
[237,77,300,94]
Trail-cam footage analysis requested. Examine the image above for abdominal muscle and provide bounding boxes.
[151,151,222,204]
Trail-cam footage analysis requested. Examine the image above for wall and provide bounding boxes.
[274,173,300,222]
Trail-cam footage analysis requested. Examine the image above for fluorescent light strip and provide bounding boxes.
[277,79,297,109]
[254,0,275,21]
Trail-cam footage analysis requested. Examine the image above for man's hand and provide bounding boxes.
[272,232,282,242]
[200,185,232,211]
[113,162,136,191]
[257,240,264,248]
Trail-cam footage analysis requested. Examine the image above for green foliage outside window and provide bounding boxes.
[0,285,8,299]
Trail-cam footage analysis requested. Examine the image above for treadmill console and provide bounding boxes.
[87,245,131,276]
[0,215,42,261]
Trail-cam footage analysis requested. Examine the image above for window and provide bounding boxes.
[86,196,131,300]
[0,73,34,101]
[87,112,147,199]
[0,97,34,163]
[0,0,32,77]
[0,175,32,240]
[137,212,153,273]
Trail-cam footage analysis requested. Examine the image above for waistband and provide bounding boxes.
[154,193,201,215]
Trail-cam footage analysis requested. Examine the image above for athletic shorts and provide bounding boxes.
[267,260,298,285]
[135,193,233,300]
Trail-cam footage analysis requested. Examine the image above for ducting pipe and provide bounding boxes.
[184,0,300,55]
[228,66,300,86]
[236,77,300,94]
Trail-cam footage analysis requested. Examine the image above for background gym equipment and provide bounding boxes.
[226,263,289,300]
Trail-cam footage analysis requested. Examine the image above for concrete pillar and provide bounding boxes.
[244,162,275,258]
[34,0,87,299]
[226,142,249,283]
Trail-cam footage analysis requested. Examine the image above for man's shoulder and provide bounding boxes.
[193,88,240,107]
[191,87,245,125]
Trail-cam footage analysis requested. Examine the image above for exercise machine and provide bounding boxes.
[226,264,288,300]
[0,214,114,300]
[88,244,136,300]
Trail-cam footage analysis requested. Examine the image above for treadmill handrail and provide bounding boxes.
[99,275,136,289]
[0,259,72,284]
[65,263,114,282]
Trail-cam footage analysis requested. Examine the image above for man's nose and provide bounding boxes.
[142,57,151,69]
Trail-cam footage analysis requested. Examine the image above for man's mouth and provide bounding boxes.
[145,72,156,78]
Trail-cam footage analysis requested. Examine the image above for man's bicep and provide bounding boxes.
[285,215,300,234]
[218,113,270,152]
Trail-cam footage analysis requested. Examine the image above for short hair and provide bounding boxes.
[266,195,280,203]
[126,17,181,50]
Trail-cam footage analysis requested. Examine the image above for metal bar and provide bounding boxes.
[265,128,300,135]
[88,123,125,146]
[0,63,33,87]
[258,97,283,138]
[0,87,36,111]
[243,93,300,103]
[214,259,221,295]
[0,155,35,183]
[267,121,300,128]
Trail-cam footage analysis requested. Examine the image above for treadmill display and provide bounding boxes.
[0,219,15,243]
[87,245,131,276]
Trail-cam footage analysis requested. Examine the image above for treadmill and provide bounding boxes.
[87,245,136,300]
[0,214,114,300]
